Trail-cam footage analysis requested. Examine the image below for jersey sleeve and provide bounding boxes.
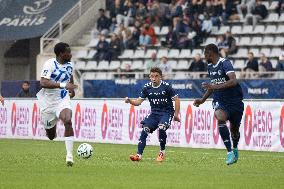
[139,86,148,99]
[223,60,235,75]
[167,85,178,100]
[40,61,53,79]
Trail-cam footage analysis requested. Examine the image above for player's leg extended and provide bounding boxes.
[59,108,74,166]
[215,109,235,165]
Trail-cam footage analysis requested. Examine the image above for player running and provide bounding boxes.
[193,44,244,165]
[37,42,77,166]
[125,67,180,162]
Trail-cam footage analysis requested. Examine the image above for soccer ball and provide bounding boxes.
[77,143,93,159]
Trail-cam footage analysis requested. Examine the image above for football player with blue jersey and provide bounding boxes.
[36,42,77,166]
[194,44,244,165]
[125,67,180,162]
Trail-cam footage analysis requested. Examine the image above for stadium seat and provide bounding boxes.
[159,26,169,35]
[270,48,282,57]
[260,48,271,57]
[179,49,191,59]
[96,61,109,70]
[231,48,248,58]
[74,61,86,70]
[120,60,132,70]
[250,37,262,46]
[277,25,284,34]
[238,37,251,46]
[279,13,284,22]
[157,49,168,58]
[269,1,279,10]
[174,72,188,79]
[168,60,178,69]
[262,13,279,22]
[249,48,260,57]
[271,59,278,68]
[85,61,97,70]
[83,72,96,80]
[215,26,230,35]
[253,25,265,34]
[242,25,253,34]
[153,26,160,35]
[119,49,134,59]
[168,49,180,58]
[109,61,121,70]
[145,49,157,58]
[262,1,269,9]
[231,25,242,34]
[74,50,88,59]
[233,59,245,70]
[133,49,145,59]
[95,72,110,80]
[176,60,189,70]
[131,60,144,70]
[86,50,96,59]
[87,38,99,48]
[192,49,203,56]
[274,37,284,46]
[262,36,274,45]
[202,37,217,46]
[264,25,277,34]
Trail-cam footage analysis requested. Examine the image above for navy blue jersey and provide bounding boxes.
[139,81,178,114]
[208,58,243,104]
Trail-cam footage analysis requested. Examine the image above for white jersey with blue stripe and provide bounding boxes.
[37,58,73,102]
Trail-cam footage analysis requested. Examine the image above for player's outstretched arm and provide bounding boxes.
[125,97,144,106]
[40,78,77,90]
[69,76,76,98]
[202,73,238,90]
[173,96,181,122]
[193,89,213,107]
[0,95,4,106]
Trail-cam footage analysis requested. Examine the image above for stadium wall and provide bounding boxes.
[0,99,284,152]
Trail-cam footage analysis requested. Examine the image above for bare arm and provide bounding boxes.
[173,96,181,122]
[193,89,213,107]
[125,97,144,106]
[69,76,75,98]
[40,77,77,90]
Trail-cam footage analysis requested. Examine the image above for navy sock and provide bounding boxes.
[219,124,232,152]
[137,130,148,155]
[158,129,167,151]
[232,131,240,149]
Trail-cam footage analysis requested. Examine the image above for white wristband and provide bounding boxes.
[60,83,66,88]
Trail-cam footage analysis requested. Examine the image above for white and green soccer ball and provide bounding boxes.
[77,143,93,159]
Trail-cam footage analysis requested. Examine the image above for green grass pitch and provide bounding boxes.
[0,139,284,189]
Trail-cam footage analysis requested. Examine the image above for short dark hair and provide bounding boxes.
[54,42,70,56]
[150,67,162,76]
[23,81,30,85]
[205,43,219,55]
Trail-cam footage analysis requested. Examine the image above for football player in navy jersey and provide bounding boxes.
[125,67,180,162]
[193,44,244,165]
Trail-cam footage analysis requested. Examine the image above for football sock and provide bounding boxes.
[219,124,232,152]
[137,130,148,155]
[232,131,240,149]
[159,129,167,151]
[65,136,74,157]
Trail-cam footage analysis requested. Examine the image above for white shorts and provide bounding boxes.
[38,98,71,130]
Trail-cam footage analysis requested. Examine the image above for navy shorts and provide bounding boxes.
[213,100,244,126]
[141,112,174,133]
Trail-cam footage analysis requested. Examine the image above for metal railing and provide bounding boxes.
[40,0,96,54]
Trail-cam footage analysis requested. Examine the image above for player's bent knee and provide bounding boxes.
[158,124,167,131]
[143,126,151,134]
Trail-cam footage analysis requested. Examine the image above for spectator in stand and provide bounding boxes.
[245,0,268,26]
[243,52,259,78]
[188,53,206,72]
[217,34,229,58]
[16,81,34,97]
[92,8,110,37]
[159,56,172,79]
[93,35,109,62]
[116,0,136,27]
[139,23,157,48]
[163,25,178,48]
[225,31,238,56]
[169,0,184,20]
[125,27,140,49]
[259,53,273,72]
[276,49,284,71]
[237,0,256,20]
[136,2,147,21]
[109,33,123,61]
[201,13,213,39]
[145,52,160,73]
[276,0,284,16]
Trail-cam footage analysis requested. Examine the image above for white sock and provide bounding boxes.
[161,150,165,154]
[65,136,74,157]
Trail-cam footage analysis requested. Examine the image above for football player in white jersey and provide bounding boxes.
[37,42,77,166]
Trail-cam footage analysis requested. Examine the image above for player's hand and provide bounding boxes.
[125,97,131,103]
[66,83,78,90]
[0,96,4,106]
[174,114,180,122]
[193,98,204,107]
[201,82,214,90]
[69,90,75,98]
